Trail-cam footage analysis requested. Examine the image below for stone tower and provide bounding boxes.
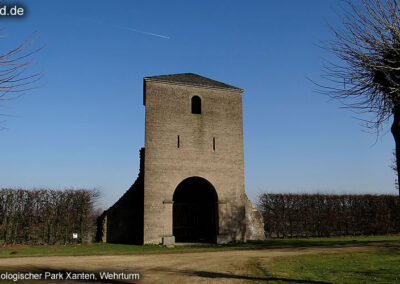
[98,73,265,245]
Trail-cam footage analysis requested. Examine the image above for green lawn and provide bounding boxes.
[256,248,400,283]
[0,235,399,258]
[1,236,399,283]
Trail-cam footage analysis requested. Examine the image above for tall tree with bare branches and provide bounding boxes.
[319,0,400,196]
[0,30,42,128]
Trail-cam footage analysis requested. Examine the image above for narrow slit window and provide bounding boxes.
[177,135,180,148]
[212,137,215,151]
[191,96,201,114]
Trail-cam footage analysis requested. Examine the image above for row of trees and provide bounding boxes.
[0,188,99,244]
[258,193,400,238]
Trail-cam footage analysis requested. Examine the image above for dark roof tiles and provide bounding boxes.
[144,73,242,91]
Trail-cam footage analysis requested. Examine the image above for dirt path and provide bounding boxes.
[0,246,373,283]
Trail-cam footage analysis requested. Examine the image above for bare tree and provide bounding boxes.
[0,30,42,128]
[318,0,400,196]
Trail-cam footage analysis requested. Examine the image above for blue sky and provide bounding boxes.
[0,0,396,208]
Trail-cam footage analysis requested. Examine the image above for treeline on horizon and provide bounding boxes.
[2,189,399,245]
[259,193,400,238]
[0,188,100,245]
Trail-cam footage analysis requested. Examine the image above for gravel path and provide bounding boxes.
[0,246,370,283]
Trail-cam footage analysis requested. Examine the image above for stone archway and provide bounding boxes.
[173,177,218,243]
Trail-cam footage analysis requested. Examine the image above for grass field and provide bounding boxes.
[0,235,399,258]
[0,236,399,283]
[255,248,400,283]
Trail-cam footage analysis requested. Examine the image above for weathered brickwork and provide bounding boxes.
[97,74,265,244]
[143,78,247,244]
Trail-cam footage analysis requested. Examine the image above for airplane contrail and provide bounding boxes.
[63,14,171,40]
[107,23,170,39]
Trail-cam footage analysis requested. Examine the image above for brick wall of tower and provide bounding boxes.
[143,80,246,244]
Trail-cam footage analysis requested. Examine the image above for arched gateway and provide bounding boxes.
[173,177,218,243]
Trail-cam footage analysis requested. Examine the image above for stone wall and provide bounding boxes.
[245,195,266,240]
[96,75,266,245]
[143,80,247,244]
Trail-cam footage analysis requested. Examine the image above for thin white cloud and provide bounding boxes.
[108,23,170,39]
[63,14,170,40]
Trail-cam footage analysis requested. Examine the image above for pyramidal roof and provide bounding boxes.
[144,73,242,91]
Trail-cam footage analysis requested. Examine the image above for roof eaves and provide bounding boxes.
[143,77,244,92]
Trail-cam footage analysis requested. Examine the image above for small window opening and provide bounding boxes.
[177,135,180,148]
[191,96,201,114]
[212,137,215,151]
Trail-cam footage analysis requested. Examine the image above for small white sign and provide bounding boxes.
[72,233,78,239]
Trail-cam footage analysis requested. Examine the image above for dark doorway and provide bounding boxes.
[173,177,218,243]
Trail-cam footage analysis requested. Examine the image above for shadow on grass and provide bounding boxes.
[150,267,332,283]
[0,266,333,284]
